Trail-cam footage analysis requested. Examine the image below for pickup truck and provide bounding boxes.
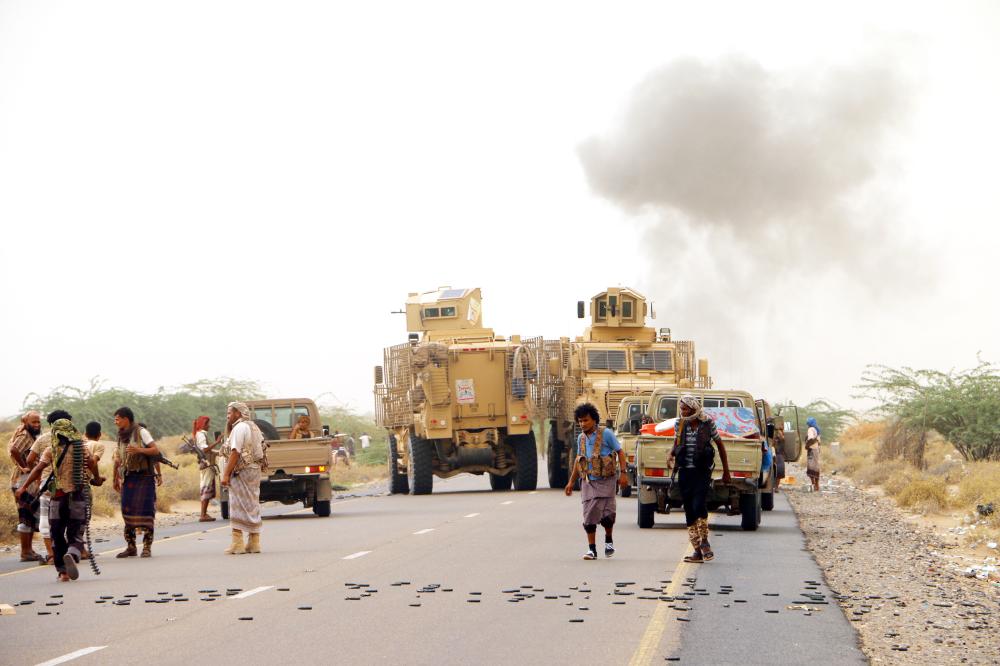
[613,395,652,498]
[220,398,334,518]
[634,388,777,531]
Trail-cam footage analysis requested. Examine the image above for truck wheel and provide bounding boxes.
[512,432,538,491]
[387,435,409,495]
[546,429,568,489]
[740,491,760,531]
[638,500,655,528]
[490,472,513,491]
[407,435,433,495]
[254,419,280,441]
[313,500,331,517]
[221,501,229,520]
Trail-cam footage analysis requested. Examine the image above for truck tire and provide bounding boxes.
[387,435,409,495]
[407,435,433,495]
[313,500,331,517]
[638,500,655,528]
[547,429,568,489]
[740,491,761,531]
[512,432,538,491]
[221,500,229,520]
[254,419,280,441]
[490,472,513,491]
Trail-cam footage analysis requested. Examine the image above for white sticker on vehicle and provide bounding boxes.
[467,297,480,324]
[456,378,476,404]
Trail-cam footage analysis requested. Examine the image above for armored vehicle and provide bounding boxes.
[374,287,538,495]
[634,387,778,531]
[539,287,711,489]
[220,398,333,518]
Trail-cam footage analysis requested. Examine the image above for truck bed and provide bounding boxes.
[265,437,333,472]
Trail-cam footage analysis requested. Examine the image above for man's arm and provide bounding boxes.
[14,460,47,499]
[715,438,731,484]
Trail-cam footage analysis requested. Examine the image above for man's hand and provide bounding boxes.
[564,483,573,497]
[618,472,629,489]
[125,444,143,455]
[113,477,122,493]
[155,475,163,487]
[14,486,24,500]
[722,471,732,485]
[221,474,231,488]
[19,465,30,474]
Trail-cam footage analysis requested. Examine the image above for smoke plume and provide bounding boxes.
[578,54,919,395]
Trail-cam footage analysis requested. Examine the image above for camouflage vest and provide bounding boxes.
[118,427,153,474]
[577,428,617,479]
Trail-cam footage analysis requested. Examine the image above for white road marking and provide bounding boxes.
[464,513,480,518]
[36,646,107,666]
[342,550,372,560]
[501,500,514,505]
[413,528,435,535]
[529,491,537,495]
[229,585,274,599]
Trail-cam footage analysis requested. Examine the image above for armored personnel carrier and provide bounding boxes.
[374,287,539,495]
[539,287,711,489]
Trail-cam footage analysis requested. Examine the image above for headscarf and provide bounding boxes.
[51,418,83,444]
[192,415,211,440]
[227,402,251,421]
[679,395,711,423]
[806,417,821,435]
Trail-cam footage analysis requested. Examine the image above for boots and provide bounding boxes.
[117,528,137,558]
[225,529,246,555]
[141,530,154,558]
[246,532,261,554]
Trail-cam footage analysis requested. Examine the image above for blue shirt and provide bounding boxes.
[578,427,622,480]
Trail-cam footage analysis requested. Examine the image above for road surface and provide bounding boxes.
[1,468,865,665]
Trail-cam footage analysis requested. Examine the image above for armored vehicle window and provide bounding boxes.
[622,300,633,319]
[633,350,673,371]
[440,306,457,317]
[657,397,678,419]
[596,299,607,321]
[587,349,627,371]
[423,307,440,318]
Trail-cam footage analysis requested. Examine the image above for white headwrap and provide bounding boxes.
[227,401,251,420]
[679,395,710,422]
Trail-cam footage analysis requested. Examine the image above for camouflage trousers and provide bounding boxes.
[687,517,710,549]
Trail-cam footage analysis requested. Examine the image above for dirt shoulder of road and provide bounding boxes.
[785,464,999,664]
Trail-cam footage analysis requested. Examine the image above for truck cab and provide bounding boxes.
[635,388,778,531]
[220,398,334,518]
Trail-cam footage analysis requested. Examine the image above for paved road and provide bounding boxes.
[1,468,865,666]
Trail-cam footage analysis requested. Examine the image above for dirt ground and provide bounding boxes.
[784,463,1000,665]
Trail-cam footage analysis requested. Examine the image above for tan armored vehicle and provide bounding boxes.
[220,398,333,518]
[539,287,711,489]
[374,288,538,495]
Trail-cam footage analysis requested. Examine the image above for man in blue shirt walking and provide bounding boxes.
[565,403,629,560]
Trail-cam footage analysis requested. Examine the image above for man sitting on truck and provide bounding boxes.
[290,415,314,440]
[564,402,629,560]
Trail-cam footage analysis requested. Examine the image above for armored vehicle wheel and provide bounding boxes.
[254,419,280,441]
[407,435,433,495]
[740,491,761,531]
[313,500,331,517]
[387,435,409,495]
[511,432,538,491]
[490,472,513,491]
[638,500,655,528]
[547,429,568,489]
[220,500,229,520]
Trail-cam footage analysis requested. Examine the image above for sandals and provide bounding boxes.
[683,550,704,563]
[19,552,45,563]
[700,542,715,561]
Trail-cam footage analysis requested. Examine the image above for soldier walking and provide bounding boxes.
[564,403,628,560]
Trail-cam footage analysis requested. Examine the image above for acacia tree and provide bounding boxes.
[857,361,1000,462]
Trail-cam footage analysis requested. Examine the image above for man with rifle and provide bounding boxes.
[112,407,162,559]
[192,415,220,522]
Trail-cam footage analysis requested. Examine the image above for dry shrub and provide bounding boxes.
[895,474,950,513]
[957,462,1000,510]
[842,421,885,447]
[878,418,927,468]
[853,458,909,487]
[883,467,917,497]
[924,459,964,484]
[329,462,389,488]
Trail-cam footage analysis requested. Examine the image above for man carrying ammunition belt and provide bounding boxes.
[16,419,102,581]
[564,402,629,560]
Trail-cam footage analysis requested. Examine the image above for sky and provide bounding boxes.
[1,1,998,417]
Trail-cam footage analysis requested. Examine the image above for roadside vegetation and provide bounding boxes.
[826,360,1000,547]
